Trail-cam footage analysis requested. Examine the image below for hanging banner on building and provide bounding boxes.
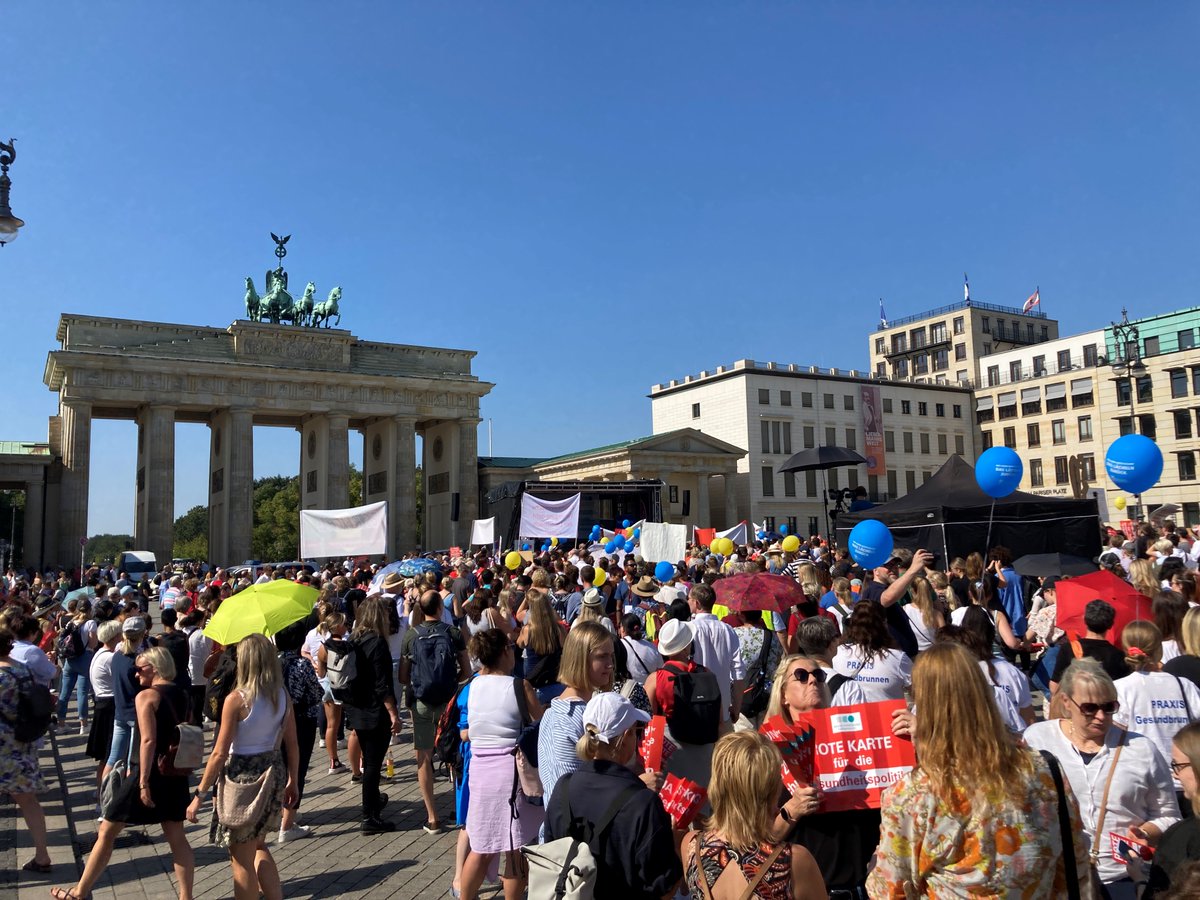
[640,522,688,563]
[861,385,886,478]
[518,493,581,539]
[300,501,388,558]
[792,700,914,812]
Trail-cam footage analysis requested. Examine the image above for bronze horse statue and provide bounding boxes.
[311,286,342,328]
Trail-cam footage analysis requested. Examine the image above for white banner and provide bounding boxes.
[518,493,581,541]
[717,521,749,545]
[640,522,688,563]
[300,501,388,558]
[470,517,495,546]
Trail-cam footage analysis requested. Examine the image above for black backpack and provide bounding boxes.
[663,660,721,745]
[4,667,53,743]
[409,623,459,706]
[433,680,469,782]
[204,649,238,723]
[56,620,85,661]
[740,632,774,719]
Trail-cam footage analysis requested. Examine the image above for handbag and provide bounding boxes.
[740,630,774,718]
[511,677,543,802]
[99,725,139,822]
[157,686,205,776]
[215,698,284,829]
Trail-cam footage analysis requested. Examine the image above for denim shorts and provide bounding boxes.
[106,718,135,766]
[320,676,342,706]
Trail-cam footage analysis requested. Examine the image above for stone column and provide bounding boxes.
[58,399,91,572]
[723,466,739,529]
[695,473,710,528]
[135,405,176,566]
[326,413,350,511]
[226,409,254,564]
[457,418,480,547]
[394,416,418,554]
[23,479,44,570]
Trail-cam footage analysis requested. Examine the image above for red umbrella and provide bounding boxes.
[714,573,807,614]
[1056,569,1151,645]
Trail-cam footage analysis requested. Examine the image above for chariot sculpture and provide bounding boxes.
[243,234,342,328]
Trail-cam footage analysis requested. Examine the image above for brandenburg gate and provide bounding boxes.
[41,240,492,567]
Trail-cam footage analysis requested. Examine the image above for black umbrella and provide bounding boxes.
[1013,553,1096,578]
[779,446,869,472]
[779,446,868,540]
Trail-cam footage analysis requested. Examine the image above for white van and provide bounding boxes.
[116,550,158,580]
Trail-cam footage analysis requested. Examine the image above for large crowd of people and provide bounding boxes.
[1,516,1200,897]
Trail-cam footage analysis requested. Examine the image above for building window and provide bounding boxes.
[934,348,949,370]
[761,466,775,497]
[845,428,857,450]
[825,427,837,447]
[1116,378,1132,406]
[1010,361,1022,382]
[883,398,894,413]
[1180,329,1196,351]
[1187,502,1200,527]
[803,426,815,448]
[1071,382,1094,407]
[987,365,1000,387]
[887,470,898,496]
[1175,410,1193,440]
[892,334,908,353]
[874,338,885,354]
[824,393,835,409]
[1030,459,1044,487]
[955,343,966,361]
[1083,344,1098,366]
[1022,396,1042,416]
[1033,355,1046,375]
[931,322,947,343]
[904,470,916,492]
[884,431,895,452]
[1002,427,1016,449]
[758,388,770,405]
[1055,456,1069,485]
[938,433,948,455]
[901,400,912,415]
[844,394,854,410]
[1140,414,1157,440]
[786,516,798,534]
[903,431,914,453]
[1118,416,1134,437]
[1057,349,1072,370]
[1137,375,1153,404]
[1052,420,1066,444]
[911,327,927,348]
[953,316,965,335]
[997,319,1005,337]
[802,392,813,408]
[999,398,1017,420]
[1194,368,1200,395]
[875,362,887,376]
[918,402,928,416]
[982,316,991,333]
[783,471,796,497]
[761,420,771,452]
[981,431,994,450]
[955,434,965,455]
[1180,452,1197,482]
[983,342,992,354]
[1080,453,1096,481]
[1171,369,1188,399]
[781,390,792,407]
[935,403,945,417]
[977,404,995,424]
[1040,325,1050,340]
[953,404,962,418]
[914,354,929,374]
[1027,423,1041,447]
[921,432,932,454]
[691,402,700,418]
[1078,416,1093,441]
[805,471,817,496]
[1145,335,1160,357]
[782,422,792,454]
[763,516,775,533]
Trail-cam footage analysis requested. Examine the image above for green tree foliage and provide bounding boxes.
[173,504,209,561]
[84,533,135,566]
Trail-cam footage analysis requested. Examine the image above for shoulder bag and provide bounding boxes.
[157,686,205,776]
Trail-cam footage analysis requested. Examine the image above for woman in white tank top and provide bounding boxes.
[186,634,300,900]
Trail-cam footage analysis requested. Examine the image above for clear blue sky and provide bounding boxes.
[5,3,1199,535]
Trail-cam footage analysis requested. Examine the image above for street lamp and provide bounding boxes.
[1111,307,1148,518]
[0,139,25,246]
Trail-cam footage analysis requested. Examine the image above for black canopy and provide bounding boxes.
[835,455,1101,567]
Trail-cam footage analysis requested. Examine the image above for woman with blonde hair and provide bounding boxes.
[1132,558,1161,600]
[683,731,826,899]
[871,643,1091,897]
[536,622,614,807]
[313,610,354,775]
[1115,620,1200,797]
[964,551,985,586]
[903,575,944,652]
[516,589,566,704]
[186,633,299,900]
[1144,722,1200,897]
[1165,606,1200,693]
[55,647,196,900]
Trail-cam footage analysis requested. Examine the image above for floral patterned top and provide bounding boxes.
[686,832,792,899]
[866,749,1089,899]
[1026,601,1063,647]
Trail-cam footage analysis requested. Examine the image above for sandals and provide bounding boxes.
[49,888,89,900]
[23,860,52,874]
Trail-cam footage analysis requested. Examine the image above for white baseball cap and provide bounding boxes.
[583,691,650,744]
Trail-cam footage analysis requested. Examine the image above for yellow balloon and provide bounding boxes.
[504,551,522,571]
[594,567,607,586]
[782,535,801,553]
[1114,496,1127,511]
[550,537,558,547]
[716,537,735,556]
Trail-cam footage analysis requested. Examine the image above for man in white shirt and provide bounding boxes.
[12,612,59,689]
[686,583,745,724]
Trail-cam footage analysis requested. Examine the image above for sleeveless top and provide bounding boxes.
[686,832,792,899]
[230,686,287,755]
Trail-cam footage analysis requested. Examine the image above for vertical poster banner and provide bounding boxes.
[810,700,914,812]
[861,385,886,478]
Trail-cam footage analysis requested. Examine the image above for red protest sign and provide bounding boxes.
[761,714,816,785]
[806,700,914,812]
[639,716,677,771]
[659,773,707,830]
[448,546,463,559]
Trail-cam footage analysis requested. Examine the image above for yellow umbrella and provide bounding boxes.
[203,580,320,646]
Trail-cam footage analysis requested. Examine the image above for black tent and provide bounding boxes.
[835,455,1101,567]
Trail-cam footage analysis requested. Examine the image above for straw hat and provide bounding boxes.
[657,619,695,657]
[631,576,659,598]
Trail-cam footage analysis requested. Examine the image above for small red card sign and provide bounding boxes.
[659,773,707,830]
[639,715,677,771]
[761,700,914,812]
[448,546,463,559]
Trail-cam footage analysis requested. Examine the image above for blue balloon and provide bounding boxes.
[604,539,618,554]
[541,543,551,552]
[521,542,531,551]
[779,524,788,535]
[622,519,631,528]
[757,531,767,540]
[654,560,675,582]
[848,519,894,569]
[632,528,641,540]
[1105,434,1163,495]
[975,446,1024,498]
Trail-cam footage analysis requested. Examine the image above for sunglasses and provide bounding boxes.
[1171,760,1193,777]
[791,667,827,685]
[1068,696,1119,717]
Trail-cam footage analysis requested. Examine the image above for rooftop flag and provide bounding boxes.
[1023,287,1041,313]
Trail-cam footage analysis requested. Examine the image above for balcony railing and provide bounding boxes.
[875,298,1049,332]
[978,354,1104,389]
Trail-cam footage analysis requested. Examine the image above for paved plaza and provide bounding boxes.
[1,714,498,900]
